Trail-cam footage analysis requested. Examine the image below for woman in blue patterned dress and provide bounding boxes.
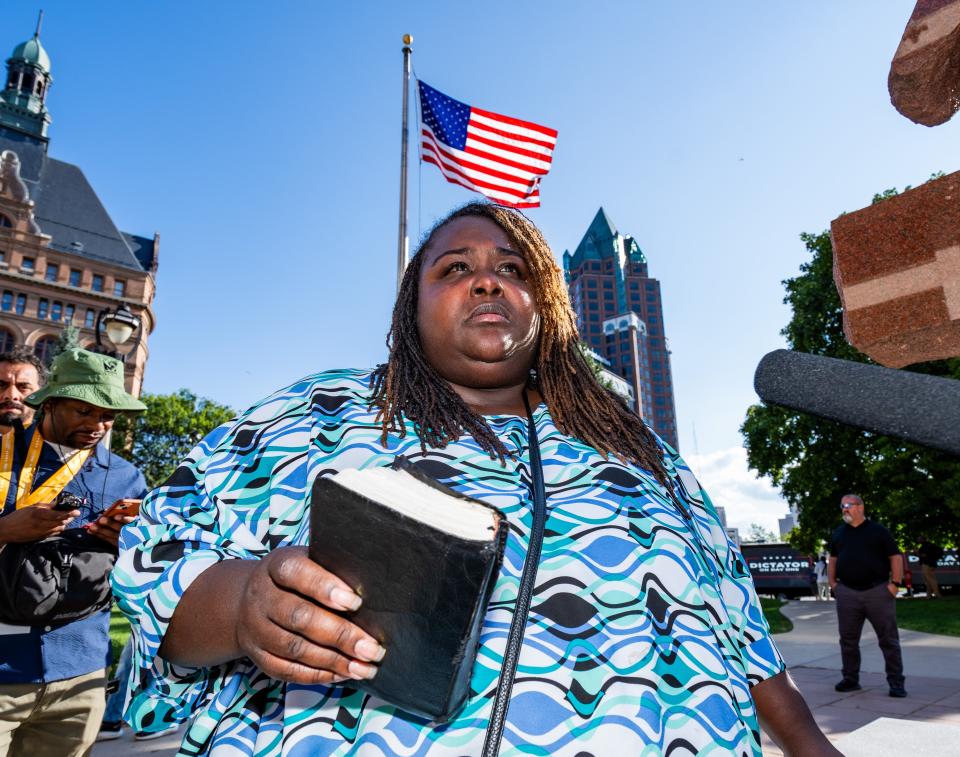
[113,202,839,756]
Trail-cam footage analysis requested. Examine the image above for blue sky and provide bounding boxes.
[5,2,955,531]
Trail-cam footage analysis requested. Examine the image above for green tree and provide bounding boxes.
[743,523,777,543]
[52,323,80,358]
[578,341,615,391]
[112,390,235,488]
[741,182,960,552]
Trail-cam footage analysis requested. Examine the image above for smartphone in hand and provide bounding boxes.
[100,498,142,520]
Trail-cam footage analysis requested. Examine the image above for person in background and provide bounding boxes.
[0,347,44,435]
[814,554,830,600]
[97,633,180,742]
[828,494,906,698]
[917,539,944,599]
[0,349,147,756]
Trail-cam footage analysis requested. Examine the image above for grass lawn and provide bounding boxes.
[896,595,960,636]
[761,598,793,634]
[109,606,131,676]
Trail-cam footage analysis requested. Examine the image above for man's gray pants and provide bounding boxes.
[835,582,905,687]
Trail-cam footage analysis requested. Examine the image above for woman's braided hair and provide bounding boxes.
[370,201,670,487]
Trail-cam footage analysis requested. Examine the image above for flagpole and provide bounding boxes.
[396,34,413,293]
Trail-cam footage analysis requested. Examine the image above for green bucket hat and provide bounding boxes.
[25,348,147,412]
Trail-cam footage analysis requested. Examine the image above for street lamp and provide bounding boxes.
[95,304,142,362]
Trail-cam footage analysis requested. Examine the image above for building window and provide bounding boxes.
[0,329,14,352]
[34,336,58,367]
[0,214,11,228]
[15,294,26,315]
[37,298,49,319]
[603,280,613,289]
[65,304,75,323]
[45,263,59,282]
[85,309,95,328]
[92,274,104,292]
[51,301,62,322]
[1,291,11,311]
[21,257,35,272]
[0,251,5,265]
[69,269,82,287]
[113,280,126,297]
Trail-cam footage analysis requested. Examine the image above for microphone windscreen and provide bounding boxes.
[754,350,960,456]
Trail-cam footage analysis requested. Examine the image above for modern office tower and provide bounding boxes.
[564,208,678,448]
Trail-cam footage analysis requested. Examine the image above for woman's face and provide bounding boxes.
[417,216,541,390]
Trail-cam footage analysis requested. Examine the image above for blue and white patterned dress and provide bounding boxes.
[113,369,784,756]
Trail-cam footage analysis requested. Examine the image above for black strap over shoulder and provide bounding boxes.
[482,391,548,756]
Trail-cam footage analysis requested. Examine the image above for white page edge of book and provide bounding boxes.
[329,467,498,542]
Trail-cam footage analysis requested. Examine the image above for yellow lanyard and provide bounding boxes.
[0,430,13,509]
[0,429,92,510]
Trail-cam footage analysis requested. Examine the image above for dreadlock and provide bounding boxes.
[370,201,671,488]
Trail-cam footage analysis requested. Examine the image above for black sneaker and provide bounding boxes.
[889,685,908,698]
[835,679,862,692]
[96,721,124,741]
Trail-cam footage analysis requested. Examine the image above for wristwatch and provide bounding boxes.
[890,580,903,587]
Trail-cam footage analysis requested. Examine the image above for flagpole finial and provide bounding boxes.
[402,34,413,47]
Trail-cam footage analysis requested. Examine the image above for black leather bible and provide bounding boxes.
[308,457,507,722]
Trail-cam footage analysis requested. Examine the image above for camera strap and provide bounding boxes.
[0,429,90,510]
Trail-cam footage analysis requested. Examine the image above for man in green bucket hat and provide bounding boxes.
[0,348,148,757]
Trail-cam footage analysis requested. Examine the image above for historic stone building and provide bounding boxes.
[564,208,679,448]
[0,26,157,395]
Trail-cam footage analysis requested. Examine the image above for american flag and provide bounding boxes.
[417,80,558,209]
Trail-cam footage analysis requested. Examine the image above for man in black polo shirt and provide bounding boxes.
[827,494,906,698]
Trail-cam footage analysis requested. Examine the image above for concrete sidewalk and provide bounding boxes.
[761,598,960,755]
[94,598,960,756]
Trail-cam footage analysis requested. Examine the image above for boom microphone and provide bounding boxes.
[753,349,960,456]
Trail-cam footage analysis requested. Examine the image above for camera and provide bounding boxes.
[52,491,85,512]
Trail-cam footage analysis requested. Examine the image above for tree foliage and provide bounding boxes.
[578,341,615,391]
[53,323,80,358]
[112,389,235,488]
[743,523,777,543]
[741,183,960,554]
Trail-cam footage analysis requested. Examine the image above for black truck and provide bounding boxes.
[739,542,816,599]
[740,543,959,597]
